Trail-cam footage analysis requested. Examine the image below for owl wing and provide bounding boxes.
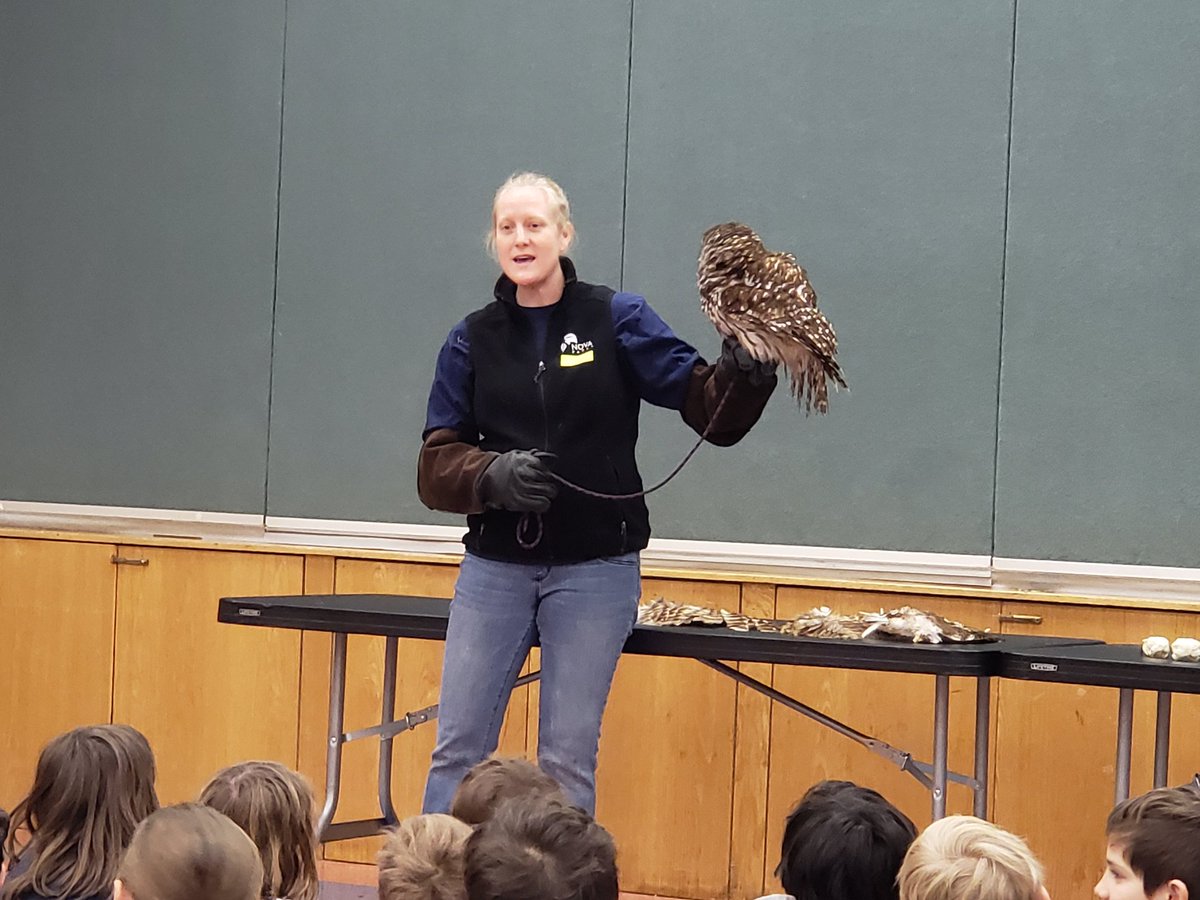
[715,274,846,413]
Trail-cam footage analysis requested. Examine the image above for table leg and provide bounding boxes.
[1115,688,1134,804]
[378,636,400,825]
[974,676,990,819]
[1153,691,1172,788]
[933,675,949,820]
[318,632,348,837]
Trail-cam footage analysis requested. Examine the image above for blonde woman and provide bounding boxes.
[419,172,778,815]
[2,725,158,900]
[199,762,319,900]
[115,804,262,900]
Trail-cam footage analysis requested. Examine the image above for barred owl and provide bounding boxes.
[698,222,846,413]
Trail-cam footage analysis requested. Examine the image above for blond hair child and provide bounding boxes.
[898,815,1049,900]
[378,814,472,900]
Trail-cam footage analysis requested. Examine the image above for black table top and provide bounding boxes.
[1000,642,1200,692]
[219,593,1099,678]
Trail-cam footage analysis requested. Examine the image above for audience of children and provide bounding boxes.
[898,815,1049,900]
[113,803,263,900]
[4,727,1199,900]
[200,761,320,900]
[763,779,917,900]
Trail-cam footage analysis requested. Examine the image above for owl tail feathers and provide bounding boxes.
[789,359,847,415]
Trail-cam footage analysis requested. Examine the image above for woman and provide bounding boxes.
[2,725,158,900]
[419,172,776,814]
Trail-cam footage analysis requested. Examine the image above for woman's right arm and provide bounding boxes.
[417,323,497,514]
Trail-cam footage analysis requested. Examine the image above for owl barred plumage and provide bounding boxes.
[697,222,847,413]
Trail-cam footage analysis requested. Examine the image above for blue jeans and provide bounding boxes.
[422,551,641,815]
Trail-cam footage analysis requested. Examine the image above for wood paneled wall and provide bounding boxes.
[2,531,1199,900]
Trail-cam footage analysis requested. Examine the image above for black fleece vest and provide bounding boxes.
[463,264,650,562]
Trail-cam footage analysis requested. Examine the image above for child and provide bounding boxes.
[114,803,263,900]
[1,808,10,885]
[450,757,567,826]
[1095,784,1200,900]
[378,814,472,900]
[2,724,158,900]
[464,797,617,900]
[766,780,916,900]
[199,761,319,900]
[898,815,1049,900]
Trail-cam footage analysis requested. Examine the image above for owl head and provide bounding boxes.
[698,222,764,279]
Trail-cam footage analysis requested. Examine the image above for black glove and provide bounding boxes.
[477,450,559,513]
[720,337,778,387]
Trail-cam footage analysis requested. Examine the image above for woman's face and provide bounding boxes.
[493,185,572,293]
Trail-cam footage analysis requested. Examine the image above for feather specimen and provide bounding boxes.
[636,599,992,644]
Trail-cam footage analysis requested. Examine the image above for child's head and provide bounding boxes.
[0,807,10,884]
[2,724,158,900]
[1097,784,1200,900]
[378,814,472,900]
[199,760,319,900]
[464,797,617,900]
[115,803,263,900]
[898,815,1048,900]
[450,757,567,826]
[776,780,916,900]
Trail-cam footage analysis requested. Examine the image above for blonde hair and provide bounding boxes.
[898,816,1044,900]
[118,804,263,900]
[199,761,319,900]
[2,724,158,900]
[485,172,573,260]
[378,814,472,900]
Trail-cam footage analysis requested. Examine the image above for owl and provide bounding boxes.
[698,222,847,413]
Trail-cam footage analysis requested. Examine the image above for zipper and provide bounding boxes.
[534,360,550,451]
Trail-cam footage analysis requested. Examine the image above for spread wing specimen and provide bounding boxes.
[637,598,994,644]
[698,222,846,413]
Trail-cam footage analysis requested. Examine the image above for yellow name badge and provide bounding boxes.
[559,349,594,367]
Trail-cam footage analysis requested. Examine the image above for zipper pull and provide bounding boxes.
[535,360,546,382]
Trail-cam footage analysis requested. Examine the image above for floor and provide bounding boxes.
[318,859,683,900]
[322,884,376,900]
[321,879,679,900]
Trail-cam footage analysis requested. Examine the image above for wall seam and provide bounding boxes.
[989,0,1020,563]
[618,0,635,291]
[263,0,289,520]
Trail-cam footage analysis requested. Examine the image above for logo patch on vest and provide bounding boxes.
[559,332,595,368]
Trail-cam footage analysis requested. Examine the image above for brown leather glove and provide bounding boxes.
[720,337,778,387]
